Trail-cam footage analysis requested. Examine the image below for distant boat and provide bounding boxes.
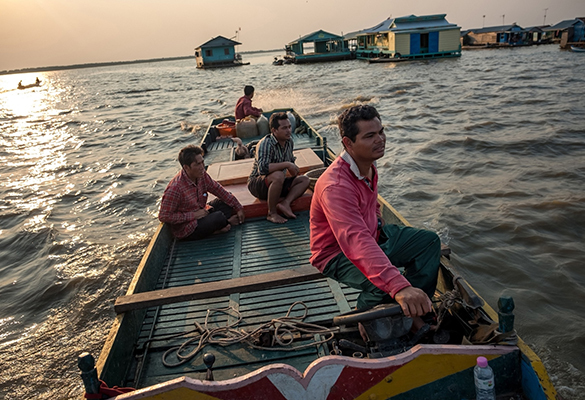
[17,78,41,89]
[571,45,585,52]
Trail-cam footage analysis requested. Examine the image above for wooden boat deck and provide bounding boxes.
[126,211,360,389]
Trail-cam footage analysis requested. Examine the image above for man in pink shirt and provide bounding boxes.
[310,105,440,319]
[235,85,263,121]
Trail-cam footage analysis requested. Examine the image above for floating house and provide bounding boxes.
[194,36,249,69]
[461,24,526,47]
[286,30,353,63]
[542,18,585,48]
[351,14,461,61]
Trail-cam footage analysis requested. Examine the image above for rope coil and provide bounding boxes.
[159,301,337,368]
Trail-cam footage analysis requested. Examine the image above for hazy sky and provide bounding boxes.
[1,0,584,71]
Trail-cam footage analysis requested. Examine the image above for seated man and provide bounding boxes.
[247,112,310,224]
[235,85,263,121]
[159,145,245,240]
[310,105,441,322]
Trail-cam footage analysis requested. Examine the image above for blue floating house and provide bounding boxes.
[286,30,354,63]
[194,35,249,69]
[350,14,461,60]
[542,18,585,48]
[462,24,526,47]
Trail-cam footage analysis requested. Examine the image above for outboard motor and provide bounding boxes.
[333,303,428,358]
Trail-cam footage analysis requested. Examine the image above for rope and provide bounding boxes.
[161,301,337,368]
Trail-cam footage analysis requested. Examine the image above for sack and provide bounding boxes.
[287,111,297,134]
[236,117,259,139]
[256,114,269,136]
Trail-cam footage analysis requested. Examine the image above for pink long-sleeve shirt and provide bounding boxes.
[309,152,411,298]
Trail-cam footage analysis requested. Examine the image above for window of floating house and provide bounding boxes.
[205,49,213,57]
[224,48,230,55]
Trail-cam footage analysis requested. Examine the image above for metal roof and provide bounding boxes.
[466,24,523,34]
[196,35,241,49]
[543,19,583,31]
[288,30,344,45]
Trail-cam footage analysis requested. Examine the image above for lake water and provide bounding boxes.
[1,45,584,399]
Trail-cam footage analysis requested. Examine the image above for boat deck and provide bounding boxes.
[127,211,360,389]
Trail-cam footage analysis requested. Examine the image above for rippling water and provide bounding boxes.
[1,45,584,399]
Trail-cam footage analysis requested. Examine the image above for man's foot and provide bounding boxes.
[267,213,287,224]
[213,225,231,234]
[276,202,297,219]
[227,215,240,226]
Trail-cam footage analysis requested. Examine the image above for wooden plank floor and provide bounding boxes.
[128,211,360,388]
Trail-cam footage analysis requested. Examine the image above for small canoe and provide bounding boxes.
[571,45,585,52]
[80,109,557,399]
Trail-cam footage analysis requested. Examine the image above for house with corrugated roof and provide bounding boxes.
[286,30,353,63]
[462,24,525,47]
[351,14,461,61]
[542,19,585,48]
[194,36,248,69]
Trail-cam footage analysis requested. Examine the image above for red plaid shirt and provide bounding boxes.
[158,169,243,239]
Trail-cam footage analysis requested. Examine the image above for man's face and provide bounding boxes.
[272,118,292,143]
[344,117,386,162]
[183,154,205,181]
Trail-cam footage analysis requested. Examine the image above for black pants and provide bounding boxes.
[182,199,234,241]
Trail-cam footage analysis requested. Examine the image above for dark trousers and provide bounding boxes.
[182,199,234,241]
[322,224,441,310]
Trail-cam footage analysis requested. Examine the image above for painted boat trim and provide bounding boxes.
[106,345,517,399]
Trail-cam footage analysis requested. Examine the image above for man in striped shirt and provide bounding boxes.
[159,145,245,240]
[247,112,310,224]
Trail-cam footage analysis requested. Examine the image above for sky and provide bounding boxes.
[1,0,584,71]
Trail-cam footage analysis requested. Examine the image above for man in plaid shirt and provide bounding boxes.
[159,145,245,240]
[247,112,310,224]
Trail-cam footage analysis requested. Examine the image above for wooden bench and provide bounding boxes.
[209,183,313,218]
[206,147,324,186]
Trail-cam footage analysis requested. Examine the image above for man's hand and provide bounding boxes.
[287,162,300,177]
[394,286,432,317]
[193,209,209,220]
[237,210,245,224]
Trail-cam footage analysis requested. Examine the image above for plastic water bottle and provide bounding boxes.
[474,356,496,400]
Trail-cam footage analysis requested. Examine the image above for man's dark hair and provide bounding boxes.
[244,85,255,96]
[269,112,289,131]
[338,105,381,142]
[178,145,204,167]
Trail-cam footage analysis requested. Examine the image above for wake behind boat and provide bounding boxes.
[78,109,557,399]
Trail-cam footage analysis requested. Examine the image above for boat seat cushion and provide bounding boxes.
[208,183,313,218]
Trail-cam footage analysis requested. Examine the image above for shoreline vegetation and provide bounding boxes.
[0,49,281,76]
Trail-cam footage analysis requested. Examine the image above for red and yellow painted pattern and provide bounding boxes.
[108,345,523,400]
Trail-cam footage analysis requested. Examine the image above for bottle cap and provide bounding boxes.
[477,356,488,368]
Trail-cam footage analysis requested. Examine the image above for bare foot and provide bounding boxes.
[276,202,297,219]
[213,225,231,235]
[227,215,240,226]
[267,213,287,224]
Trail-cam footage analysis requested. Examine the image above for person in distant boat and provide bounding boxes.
[18,80,23,89]
[235,85,263,121]
[35,77,41,85]
[158,145,245,240]
[247,112,310,224]
[309,105,441,325]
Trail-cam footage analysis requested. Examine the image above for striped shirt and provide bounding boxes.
[158,169,243,239]
[248,134,296,179]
